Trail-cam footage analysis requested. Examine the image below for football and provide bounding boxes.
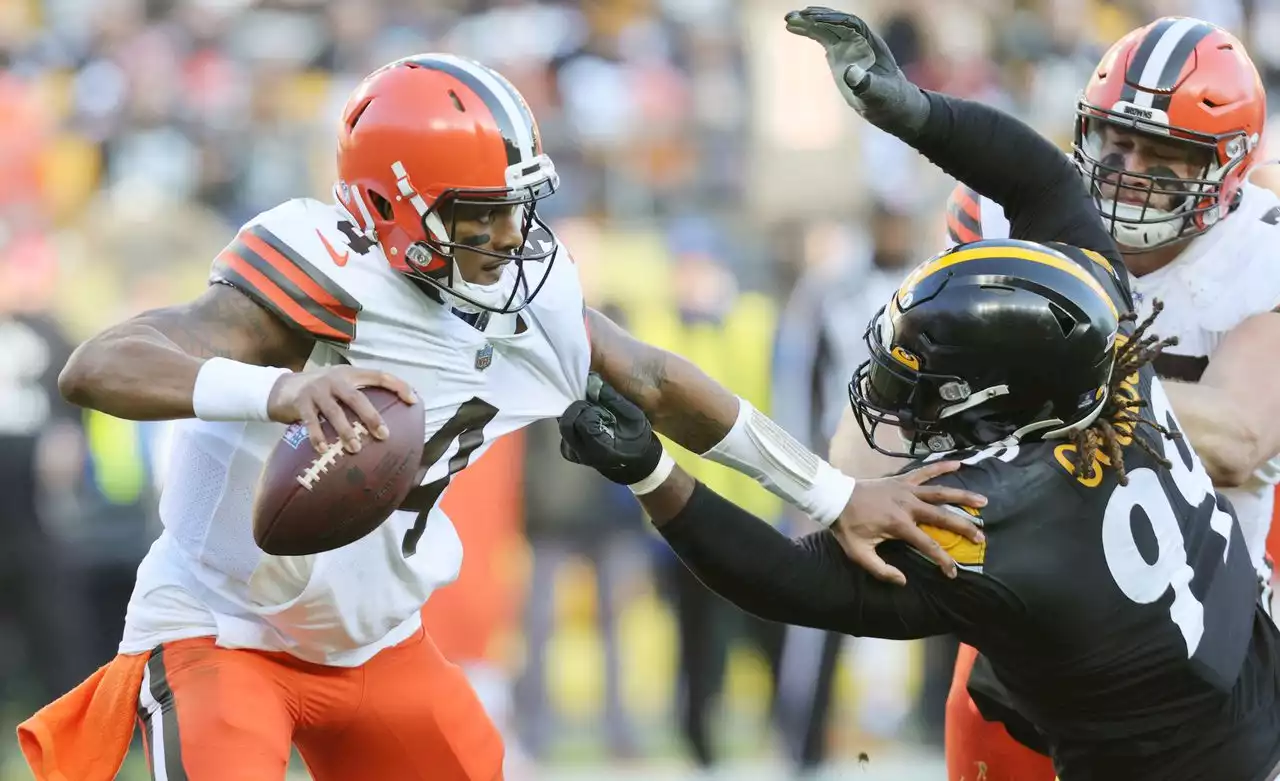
[252,387,424,556]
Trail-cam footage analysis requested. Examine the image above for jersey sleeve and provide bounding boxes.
[210,211,362,344]
[656,481,1019,641]
[912,91,1124,269]
[1236,186,1280,314]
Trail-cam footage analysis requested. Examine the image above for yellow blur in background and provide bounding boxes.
[1,0,1277,779]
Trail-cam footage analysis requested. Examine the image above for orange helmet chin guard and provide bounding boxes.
[1073,17,1266,252]
[334,53,561,313]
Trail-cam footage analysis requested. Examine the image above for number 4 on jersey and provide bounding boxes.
[338,220,378,255]
[399,398,499,557]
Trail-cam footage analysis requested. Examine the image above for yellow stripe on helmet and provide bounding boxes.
[896,244,1118,319]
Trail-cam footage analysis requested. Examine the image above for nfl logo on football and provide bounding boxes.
[282,423,309,450]
[475,343,494,371]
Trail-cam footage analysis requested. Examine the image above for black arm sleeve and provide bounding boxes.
[912,91,1122,265]
[656,482,1014,640]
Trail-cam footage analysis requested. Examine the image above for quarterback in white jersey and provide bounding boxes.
[19,54,984,781]
[925,16,1280,781]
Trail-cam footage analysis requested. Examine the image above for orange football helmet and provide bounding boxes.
[1074,17,1266,251]
[335,54,559,312]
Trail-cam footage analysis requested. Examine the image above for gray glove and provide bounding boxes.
[784,7,930,136]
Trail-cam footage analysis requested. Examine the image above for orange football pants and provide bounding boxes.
[945,643,1055,781]
[137,629,504,781]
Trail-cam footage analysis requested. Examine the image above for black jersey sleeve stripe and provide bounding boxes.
[947,186,984,244]
[245,224,361,316]
[211,235,357,343]
[208,223,361,343]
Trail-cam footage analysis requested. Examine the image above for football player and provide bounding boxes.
[557,10,1280,780]
[934,16,1280,781]
[16,54,985,781]
[945,14,1279,586]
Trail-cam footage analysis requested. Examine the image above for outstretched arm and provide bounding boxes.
[639,465,1006,638]
[908,91,1121,267]
[58,283,313,421]
[559,372,989,584]
[587,308,860,527]
[784,8,1128,290]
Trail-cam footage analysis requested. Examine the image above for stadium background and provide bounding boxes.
[1,0,1279,778]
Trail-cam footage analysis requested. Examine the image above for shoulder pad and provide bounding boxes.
[916,443,1069,528]
[1221,184,1280,314]
[210,199,364,344]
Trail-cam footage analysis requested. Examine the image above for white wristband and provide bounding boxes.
[628,450,676,496]
[192,358,291,422]
[806,461,859,528]
[702,397,856,527]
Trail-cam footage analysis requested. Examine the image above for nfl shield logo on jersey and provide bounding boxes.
[475,343,494,371]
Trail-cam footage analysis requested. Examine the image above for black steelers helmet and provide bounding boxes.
[849,238,1121,457]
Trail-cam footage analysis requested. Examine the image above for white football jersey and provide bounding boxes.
[120,198,591,666]
[945,180,1280,574]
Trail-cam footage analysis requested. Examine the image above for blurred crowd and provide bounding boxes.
[3,0,1280,777]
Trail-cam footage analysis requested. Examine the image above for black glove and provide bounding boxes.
[559,373,664,486]
[784,7,930,136]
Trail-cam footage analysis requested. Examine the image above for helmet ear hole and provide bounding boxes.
[369,190,394,220]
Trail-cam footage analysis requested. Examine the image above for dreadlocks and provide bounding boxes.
[1071,300,1181,486]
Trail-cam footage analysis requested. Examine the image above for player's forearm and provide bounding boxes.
[642,361,742,453]
[650,474,862,629]
[60,286,311,421]
[59,322,209,420]
[587,308,855,524]
[617,347,740,453]
[906,92,1118,257]
[910,92,1072,210]
[650,475,941,638]
[1162,381,1263,486]
[587,308,740,452]
[635,462,699,525]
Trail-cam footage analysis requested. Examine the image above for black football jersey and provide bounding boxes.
[660,357,1280,780]
[930,241,1280,780]
[924,378,1280,779]
[657,90,1280,781]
